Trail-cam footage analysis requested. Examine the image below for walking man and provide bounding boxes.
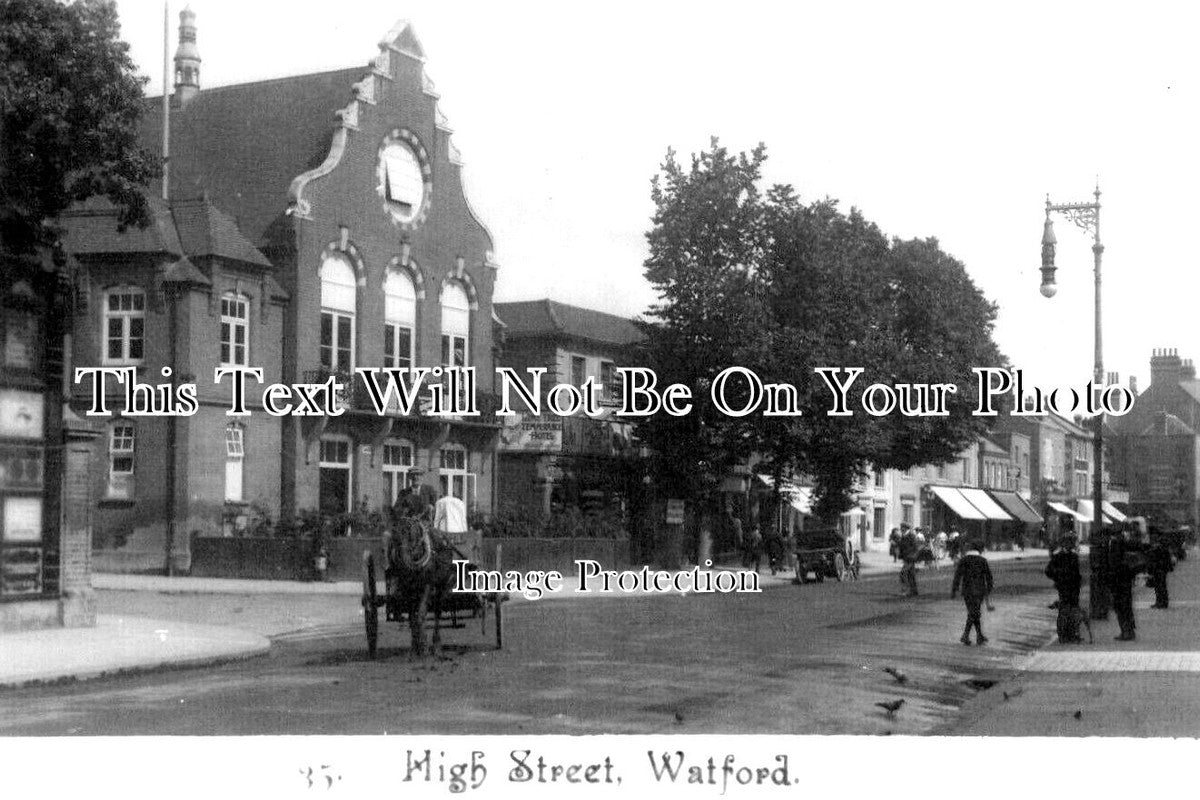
[1148,531,1173,609]
[951,541,994,645]
[899,525,920,597]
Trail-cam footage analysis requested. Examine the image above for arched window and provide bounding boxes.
[440,282,469,370]
[224,423,245,503]
[319,256,356,374]
[103,287,145,365]
[220,293,249,367]
[383,269,416,370]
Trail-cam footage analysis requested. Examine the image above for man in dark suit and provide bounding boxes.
[1148,532,1174,609]
[1106,525,1149,641]
[952,541,994,645]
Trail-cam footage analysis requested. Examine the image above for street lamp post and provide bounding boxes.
[1039,183,1109,620]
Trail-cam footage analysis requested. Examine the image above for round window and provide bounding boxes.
[377,130,431,228]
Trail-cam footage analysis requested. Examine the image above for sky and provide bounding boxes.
[111,0,1200,393]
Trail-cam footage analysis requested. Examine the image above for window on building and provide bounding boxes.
[383,439,415,503]
[382,141,425,221]
[440,283,469,369]
[901,501,914,526]
[318,437,352,515]
[962,459,971,484]
[571,355,586,387]
[874,470,885,488]
[440,282,469,406]
[220,293,249,367]
[383,269,416,371]
[320,256,356,374]
[224,424,245,503]
[107,422,135,499]
[599,361,617,401]
[103,288,145,365]
[439,444,471,504]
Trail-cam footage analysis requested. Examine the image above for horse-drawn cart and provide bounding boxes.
[361,517,505,657]
[793,528,860,583]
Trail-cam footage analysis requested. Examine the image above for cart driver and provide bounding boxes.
[390,469,433,526]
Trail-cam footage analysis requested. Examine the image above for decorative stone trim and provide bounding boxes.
[353,74,377,105]
[319,239,366,280]
[386,255,426,300]
[440,270,479,311]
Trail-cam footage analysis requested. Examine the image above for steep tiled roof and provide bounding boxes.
[169,198,272,267]
[494,299,645,346]
[1140,412,1195,437]
[61,196,184,255]
[140,67,365,247]
[61,195,272,270]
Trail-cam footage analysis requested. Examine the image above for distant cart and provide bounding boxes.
[793,528,860,583]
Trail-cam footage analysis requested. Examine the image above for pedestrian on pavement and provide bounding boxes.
[951,541,994,645]
[1106,524,1149,641]
[899,525,920,597]
[889,527,901,562]
[1148,530,1174,609]
[1045,533,1084,642]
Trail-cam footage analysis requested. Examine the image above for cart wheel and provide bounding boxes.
[494,595,504,650]
[834,554,847,582]
[363,552,379,658]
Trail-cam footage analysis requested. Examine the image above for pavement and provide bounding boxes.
[945,552,1200,736]
[0,545,1046,691]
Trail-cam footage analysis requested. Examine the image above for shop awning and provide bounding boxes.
[929,486,986,520]
[1076,500,1117,525]
[1047,501,1090,522]
[790,487,814,515]
[1102,501,1127,522]
[757,475,813,515]
[988,491,1043,524]
[959,488,1013,521]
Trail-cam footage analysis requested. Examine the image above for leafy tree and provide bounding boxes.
[638,139,772,504]
[640,140,1006,525]
[1,0,156,257]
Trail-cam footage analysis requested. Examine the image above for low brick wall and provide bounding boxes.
[185,536,630,582]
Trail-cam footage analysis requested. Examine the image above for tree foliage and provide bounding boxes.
[639,140,1006,520]
[1,0,156,255]
[637,140,771,503]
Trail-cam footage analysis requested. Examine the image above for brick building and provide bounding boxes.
[493,299,644,516]
[1109,349,1200,527]
[62,14,502,570]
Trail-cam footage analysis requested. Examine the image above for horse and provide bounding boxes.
[385,517,457,657]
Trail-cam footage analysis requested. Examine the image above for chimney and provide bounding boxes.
[1129,375,1139,395]
[1150,347,1184,387]
[173,6,201,107]
[1184,359,1197,382]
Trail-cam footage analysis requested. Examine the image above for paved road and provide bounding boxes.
[0,560,1058,735]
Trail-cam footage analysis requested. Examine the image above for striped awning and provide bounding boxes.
[1047,501,1090,522]
[988,491,1043,524]
[1102,501,1127,522]
[959,488,1013,521]
[1076,500,1117,524]
[930,486,986,520]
